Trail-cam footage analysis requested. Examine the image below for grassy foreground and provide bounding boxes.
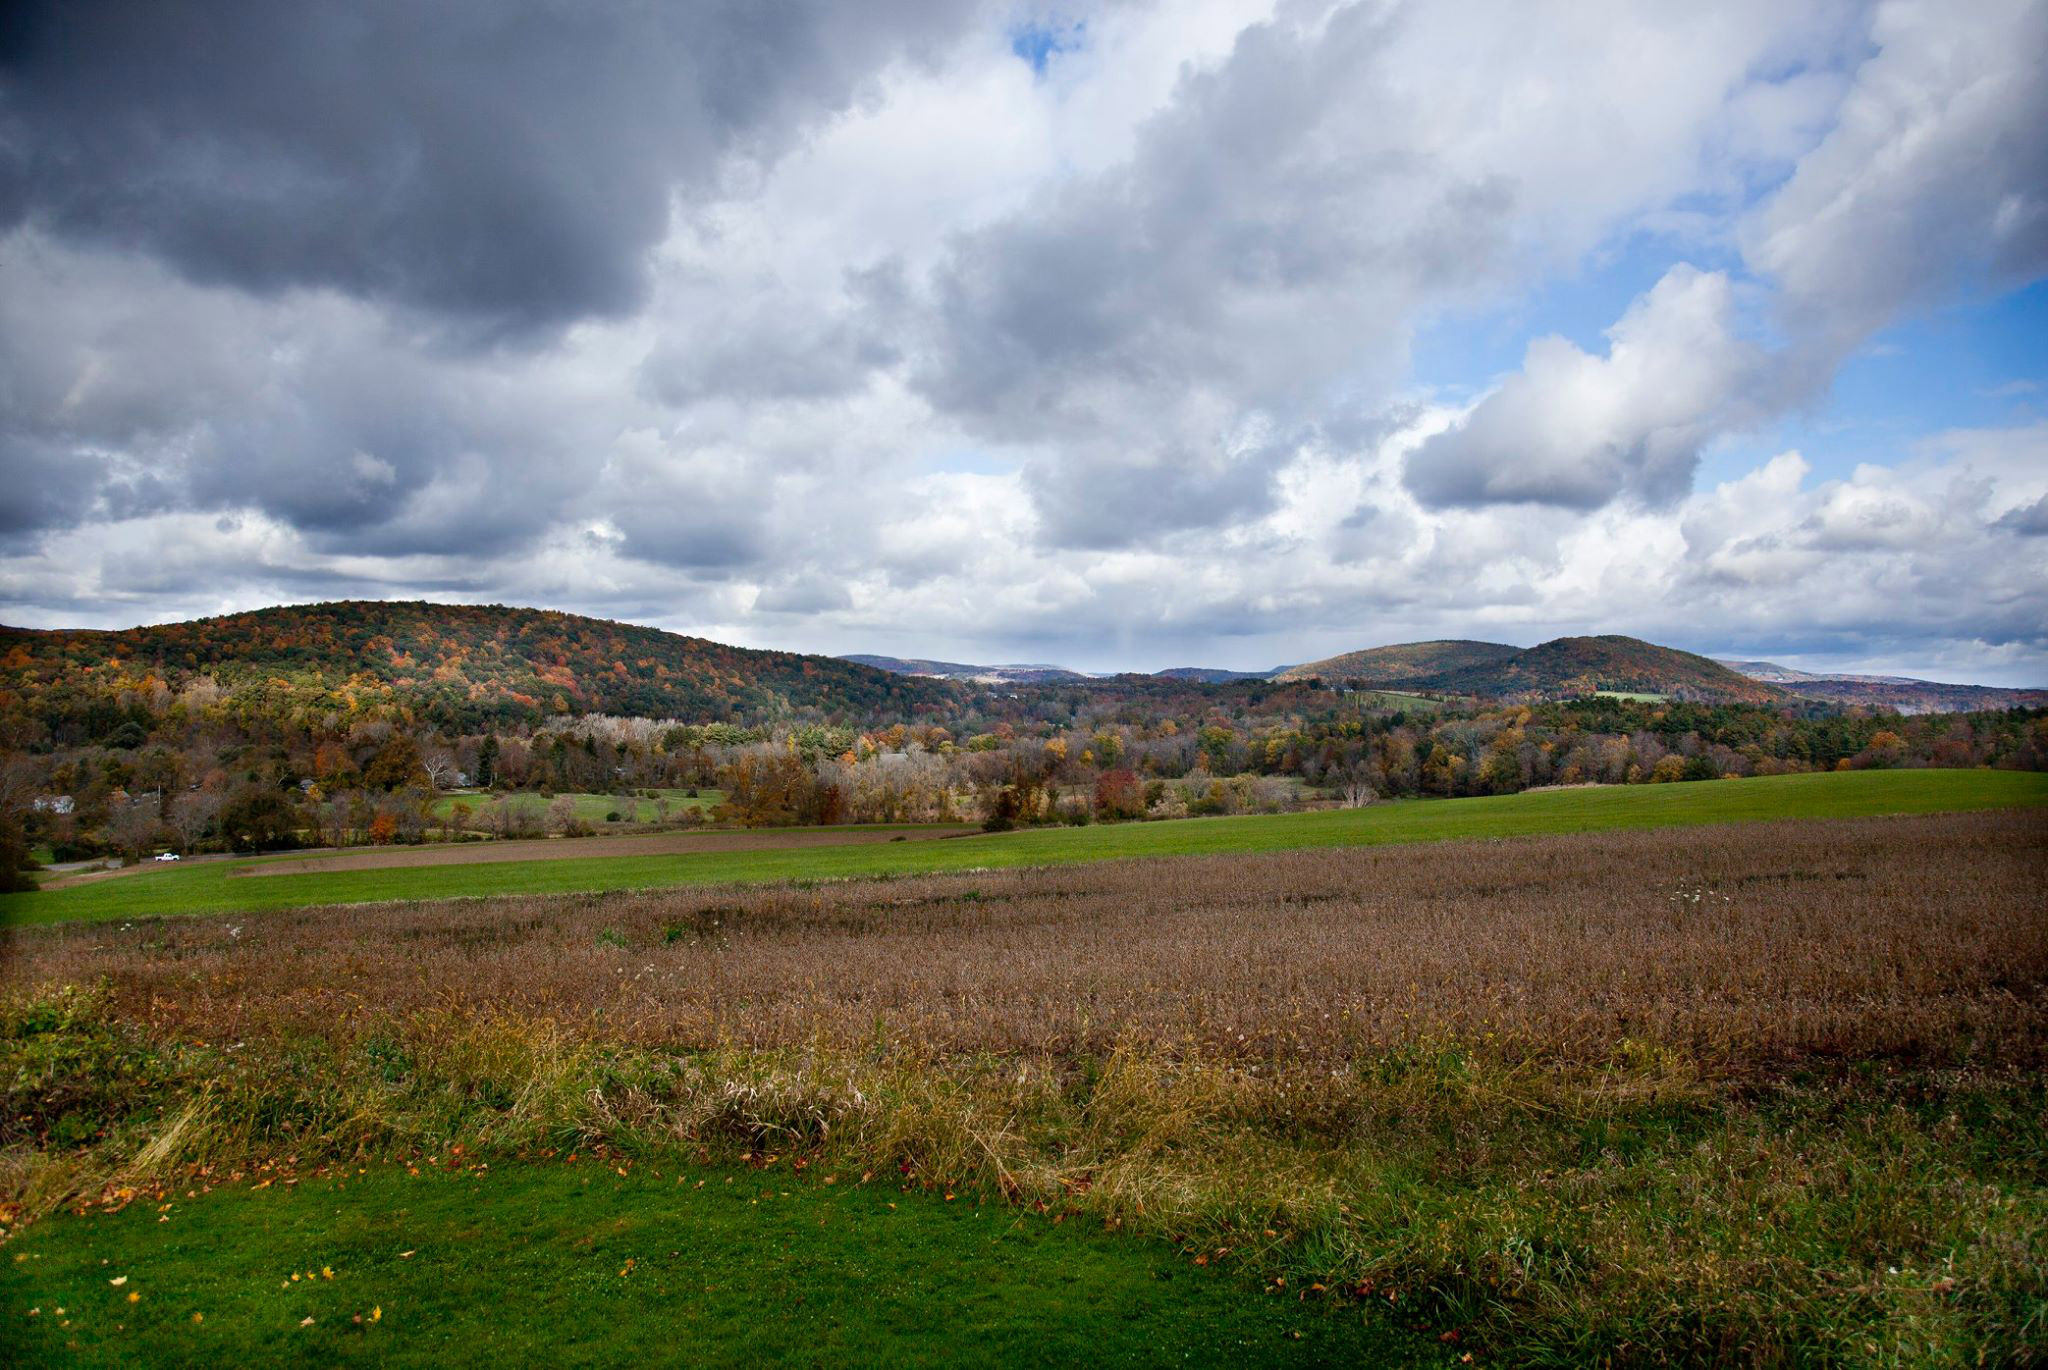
[6,768,2044,925]
[2,1163,1439,1367]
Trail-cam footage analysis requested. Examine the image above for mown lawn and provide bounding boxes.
[6,769,2042,925]
[1,1163,1441,1368]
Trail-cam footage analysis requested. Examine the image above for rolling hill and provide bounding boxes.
[1273,639,1519,688]
[1280,635,1784,703]
[1,602,949,732]
[1150,667,1276,682]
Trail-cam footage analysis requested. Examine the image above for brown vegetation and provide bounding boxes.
[11,810,2043,1069]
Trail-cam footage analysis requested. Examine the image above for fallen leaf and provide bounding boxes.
[109,1276,128,1286]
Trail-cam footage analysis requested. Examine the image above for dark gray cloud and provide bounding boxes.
[1994,494,2048,537]
[1020,430,1302,549]
[640,263,910,408]
[0,242,603,556]
[0,0,969,335]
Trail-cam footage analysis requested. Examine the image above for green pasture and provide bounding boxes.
[1594,690,1671,703]
[6,769,2042,926]
[1351,690,1445,711]
[1,1163,1437,1368]
[427,789,723,826]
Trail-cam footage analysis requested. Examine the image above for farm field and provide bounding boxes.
[427,788,724,826]
[4,808,2041,1363]
[1344,689,1447,711]
[4,768,2043,925]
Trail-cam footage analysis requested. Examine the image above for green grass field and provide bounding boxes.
[1,1162,1440,1368]
[1347,690,1445,711]
[427,788,723,825]
[1594,689,1670,702]
[6,769,2042,926]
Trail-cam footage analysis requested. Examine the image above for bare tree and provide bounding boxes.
[107,799,164,861]
[547,794,578,836]
[422,745,460,791]
[1338,763,1378,809]
[169,788,223,853]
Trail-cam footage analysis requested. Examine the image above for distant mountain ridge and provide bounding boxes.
[1277,635,1785,704]
[1151,667,1276,682]
[841,655,1096,684]
[1,601,945,729]
[848,657,1274,685]
[1717,659,2048,715]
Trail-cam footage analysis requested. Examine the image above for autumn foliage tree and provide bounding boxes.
[717,752,845,828]
[1093,767,1144,821]
[363,735,429,792]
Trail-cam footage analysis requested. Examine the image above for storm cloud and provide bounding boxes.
[0,0,969,332]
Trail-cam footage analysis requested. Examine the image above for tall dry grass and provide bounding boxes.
[10,810,2042,1071]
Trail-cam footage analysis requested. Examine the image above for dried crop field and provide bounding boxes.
[17,810,2043,1070]
[6,808,2047,1363]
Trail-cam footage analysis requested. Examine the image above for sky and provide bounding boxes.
[1,0,2044,683]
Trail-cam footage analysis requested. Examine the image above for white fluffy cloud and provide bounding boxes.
[1404,0,2048,517]
[1405,267,1774,509]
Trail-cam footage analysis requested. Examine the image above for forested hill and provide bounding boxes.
[1279,635,1785,704]
[1272,640,1519,688]
[0,601,950,736]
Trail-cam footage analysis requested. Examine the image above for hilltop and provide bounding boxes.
[1151,667,1275,683]
[1280,635,1783,704]
[1272,640,1519,688]
[1,602,947,731]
